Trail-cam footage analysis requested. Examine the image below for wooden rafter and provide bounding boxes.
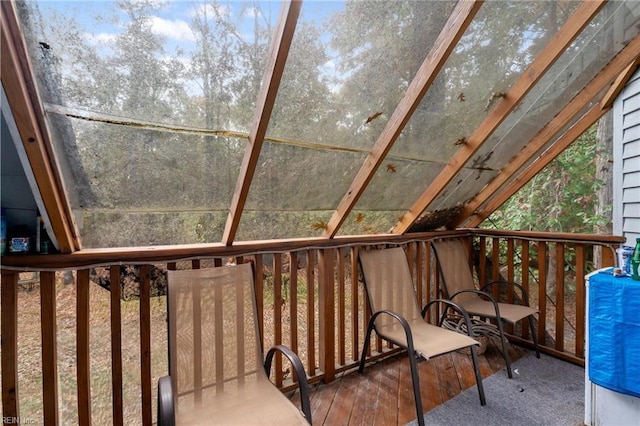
[321,0,484,238]
[391,0,606,235]
[600,56,640,110]
[222,0,302,245]
[1,1,80,252]
[455,33,640,228]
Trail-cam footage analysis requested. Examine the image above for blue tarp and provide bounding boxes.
[588,270,640,398]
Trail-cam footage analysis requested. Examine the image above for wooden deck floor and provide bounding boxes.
[298,342,529,426]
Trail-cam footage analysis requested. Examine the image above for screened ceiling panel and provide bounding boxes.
[434,96,604,223]
[351,158,445,210]
[337,210,406,237]
[236,140,365,240]
[474,0,640,171]
[235,210,335,241]
[17,0,277,133]
[429,167,498,211]
[352,0,582,222]
[265,0,458,151]
[241,141,366,211]
[56,118,243,211]
[464,97,608,227]
[46,116,244,247]
[386,0,582,162]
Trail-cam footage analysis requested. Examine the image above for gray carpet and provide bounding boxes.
[408,353,585,426]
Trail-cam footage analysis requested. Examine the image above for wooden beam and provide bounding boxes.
[468,103,606,226]
[76,270,92,425]
[109,266,124,426]
[392,0,607,234]
[1,271,19,421]
[318,248,336,382]
[600,56,640,110]
[139,265,152,426]
[456,33,640,227]
[222,1,302,245]
[40,271,59,425]
[1,1,80,252]
[322,0,483,238]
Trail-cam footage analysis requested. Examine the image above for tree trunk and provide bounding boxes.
[593,110,614,269]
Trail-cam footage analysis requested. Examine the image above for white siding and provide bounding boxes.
[614,69,640,246]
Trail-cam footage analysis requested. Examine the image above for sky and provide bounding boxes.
[35,0,344,47]
[30,0,346,96]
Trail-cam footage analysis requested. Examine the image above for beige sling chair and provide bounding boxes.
[431,238,540,379]
[157,262,312,425]
[358,247,486,426]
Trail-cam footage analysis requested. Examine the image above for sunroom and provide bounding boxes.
[2,0,640,424]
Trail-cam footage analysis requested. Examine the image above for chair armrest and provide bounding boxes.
[367,309,416,353]
[421,299,478,339]
[480,280,531,306]
[265,345,312,425]
[157,375,175,426]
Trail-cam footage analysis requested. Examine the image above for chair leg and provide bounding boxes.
[407,352,425,426]
[495,318,513,379]
[358,319,376,373]
[469,345,486,406]
[529,315,540,358]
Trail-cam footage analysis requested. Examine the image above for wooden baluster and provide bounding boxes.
[337,248,346,366]
[491,238,500,301]
[478,236,487,289]
[538,242,547,348]
[555,243,565,352]
[521,241,531,340]
[109,266,124,426]
[318,248,335,382]
[1,270,19,421]
[191,260,202,403]
[575,245,586,358]
[306,250,316,376]
[289,252,299,356]
[416,242,424,307]
[254,255,264,343]
[274,253,283,387]
[506,239,515,335]
[40,271,59,425]
[77,269,91,425]
[139,265,152,426]
[507,239,515,304]
[350,247,359,362]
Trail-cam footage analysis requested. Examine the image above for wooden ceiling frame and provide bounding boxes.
[1,1,80,253]
[391,0,607,235]
[222,0,302,245]
[321,0,483,238]
[456,34,640,228]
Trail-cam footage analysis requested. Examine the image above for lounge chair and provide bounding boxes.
[358,247,485,426]
[431,238,540,379]
[157,262,312,425]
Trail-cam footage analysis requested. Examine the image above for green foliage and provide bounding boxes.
[486,125,608,234]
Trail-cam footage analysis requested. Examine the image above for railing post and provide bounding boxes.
[575,245,586,358]
[139,265,152,426]
[1,270,19,422]
[40,271,59,426]
[110,266,124,426]
[76,269,91,425]
[318,248,335,382]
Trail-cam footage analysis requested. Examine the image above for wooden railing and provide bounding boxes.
[0,230,622,425]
